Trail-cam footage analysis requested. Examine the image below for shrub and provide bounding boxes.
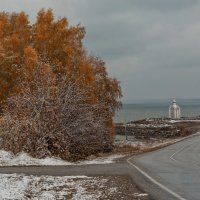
[0,61,113,161]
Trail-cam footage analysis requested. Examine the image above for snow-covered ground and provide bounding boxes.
[126,123,171,128]
[0,150,124,166]
[168,119,200,123]
[126,118,200,127]
[0,174,114,199]
[0,174,149,200]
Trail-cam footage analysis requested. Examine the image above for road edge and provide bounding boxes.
[125,132,200,200]
[127,157,186,200]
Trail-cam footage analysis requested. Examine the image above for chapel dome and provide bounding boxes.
[172,99,176,103]
[171,99,178,108]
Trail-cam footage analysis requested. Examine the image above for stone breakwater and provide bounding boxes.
[115,118,200,139]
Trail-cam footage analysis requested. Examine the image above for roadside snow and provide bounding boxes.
[0,174,149,200]
[78,154,123,165]
[0,150,124,166]
[134,193,149,197]
[0,174,109,199]
[0,150,71,166]
[126,123,171,128]
[168,119,200,123]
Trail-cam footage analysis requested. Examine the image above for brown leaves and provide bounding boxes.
[0,9,121,160]
[24,46,38,65]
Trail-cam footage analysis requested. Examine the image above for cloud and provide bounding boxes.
[0,0,200,101]
[132,0,198,12]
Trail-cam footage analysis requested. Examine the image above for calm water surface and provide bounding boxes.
[114,99,200,123]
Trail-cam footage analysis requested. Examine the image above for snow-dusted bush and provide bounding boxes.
[0,61,112,161]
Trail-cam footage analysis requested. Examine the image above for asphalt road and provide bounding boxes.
[129,134,200,200]
[1,135,200,200]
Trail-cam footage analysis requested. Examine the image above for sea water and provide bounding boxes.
[114,99,200,123]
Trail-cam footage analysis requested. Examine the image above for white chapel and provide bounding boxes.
[169,99,181,119]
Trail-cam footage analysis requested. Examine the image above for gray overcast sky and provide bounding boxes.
[1,0,200,102]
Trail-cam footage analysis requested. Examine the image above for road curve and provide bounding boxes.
[128,134,200,200]
[1,135,200,200]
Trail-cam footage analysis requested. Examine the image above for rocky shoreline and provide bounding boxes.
[115,118,200,139]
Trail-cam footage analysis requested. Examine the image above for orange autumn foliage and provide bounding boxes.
[0,9,122,134]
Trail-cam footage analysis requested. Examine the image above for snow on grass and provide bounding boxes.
[78,154,123,165]
[134,193,149,197]
[0,174,112,200]
[0,150,124,166]
[0,150,71,166]
[126,123,171,128]
[0,174,149,200]
[168,119,200,123]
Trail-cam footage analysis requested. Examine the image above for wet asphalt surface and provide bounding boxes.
[130,134,200,200]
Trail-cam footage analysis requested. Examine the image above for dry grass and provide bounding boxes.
[113,144,141,154]
[113,142,169,155]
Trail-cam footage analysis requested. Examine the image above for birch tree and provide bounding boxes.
[0,9,121,159]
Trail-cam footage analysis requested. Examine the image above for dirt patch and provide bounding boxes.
[97,175,150,200]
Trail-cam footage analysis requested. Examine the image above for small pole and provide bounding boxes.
[124,119,128,141]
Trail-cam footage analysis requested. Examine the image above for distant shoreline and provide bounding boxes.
[114,99,200,123]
